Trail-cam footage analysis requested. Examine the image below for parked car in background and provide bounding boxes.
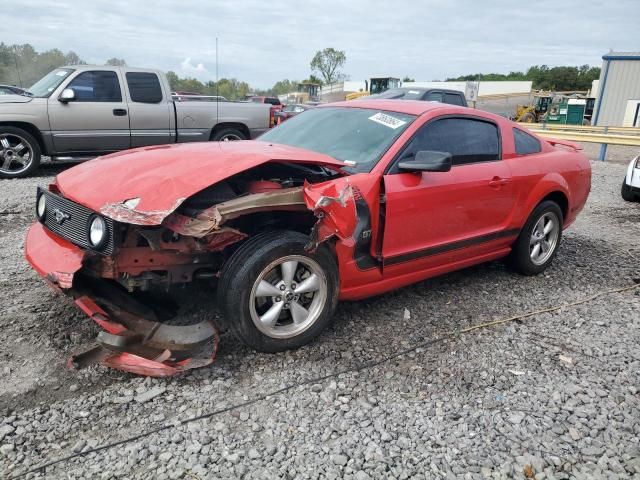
[367,87,468,107]
[621,155,640,201]
[274,103,312,124]
[0,84,33,96]
[0,65,272,178]
[25,99,591,374]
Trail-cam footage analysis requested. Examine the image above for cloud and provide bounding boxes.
[179,57,209,79]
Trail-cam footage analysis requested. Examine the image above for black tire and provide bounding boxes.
[217,230,339,352]
[509,200,564,276]
[520,112,536,123]
[211,127,247,142]
[621,181,637,202]
[0,126,41,179]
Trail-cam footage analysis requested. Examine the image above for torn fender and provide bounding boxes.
[303,174,382,252]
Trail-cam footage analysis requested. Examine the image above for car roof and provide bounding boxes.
[320,99,453,116]
[319,99,510,124]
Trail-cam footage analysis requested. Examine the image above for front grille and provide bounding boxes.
[37,187,115,255]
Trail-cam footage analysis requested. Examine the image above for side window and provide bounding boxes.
[126,72,163,103]
[513,128,541,155]
[444,93,465,106]
[424,91,443,102]
[400,117,500,166]
[67,71,122,102]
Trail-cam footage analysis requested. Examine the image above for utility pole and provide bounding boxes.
[12,46,23,87]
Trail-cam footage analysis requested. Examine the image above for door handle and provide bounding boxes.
[488,176,510,188]
[113,108,127,116]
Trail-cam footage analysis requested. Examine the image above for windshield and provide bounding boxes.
[259,107,415,172]
[28,68,74,98]
[375,88,423,100]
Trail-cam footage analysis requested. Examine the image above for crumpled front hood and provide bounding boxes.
[55,141,346,224]
[0,94,33,104]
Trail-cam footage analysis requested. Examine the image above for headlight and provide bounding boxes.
[88,215,107,249]
[36,193,46,220]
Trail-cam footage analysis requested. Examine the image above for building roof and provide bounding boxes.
[602,52,640,60]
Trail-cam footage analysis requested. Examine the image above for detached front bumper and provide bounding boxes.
[24,222,219,377]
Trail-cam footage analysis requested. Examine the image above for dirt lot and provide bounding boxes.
[0,145,639,479]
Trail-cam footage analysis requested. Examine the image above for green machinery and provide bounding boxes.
[546,97,596,125]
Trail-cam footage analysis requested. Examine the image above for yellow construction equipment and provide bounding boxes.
[346,76,401,101]
[284,82,320,104]
[515,95,554,122]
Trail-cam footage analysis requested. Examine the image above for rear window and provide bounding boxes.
[444,92,465,106]
[513,128,541,155]
[126,72,163,103]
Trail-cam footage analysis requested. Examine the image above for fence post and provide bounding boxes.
[598,126,609,162]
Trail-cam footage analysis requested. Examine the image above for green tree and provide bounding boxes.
[402,76,415,82]
[105,57,127,66]
[310,48,346,85]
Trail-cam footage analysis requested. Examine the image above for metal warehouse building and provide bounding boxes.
[593,52,640,127]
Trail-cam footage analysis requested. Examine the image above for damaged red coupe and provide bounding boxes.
[25,100,591,376]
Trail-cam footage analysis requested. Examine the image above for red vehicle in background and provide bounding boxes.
[248,96,283,127]
[25,100,591,376]
[274,103,313,124]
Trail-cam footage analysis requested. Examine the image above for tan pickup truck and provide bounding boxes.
[0,65,272,178]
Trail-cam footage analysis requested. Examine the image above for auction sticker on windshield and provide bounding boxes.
[368,112,407,129]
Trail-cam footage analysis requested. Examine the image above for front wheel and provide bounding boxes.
[509,201,563,275]
[0,126,41,178]
[218,231,339,352]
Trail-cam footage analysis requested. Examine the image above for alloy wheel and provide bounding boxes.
[249,255,328,339]
[0,134,34,176]
[529,212,560,265]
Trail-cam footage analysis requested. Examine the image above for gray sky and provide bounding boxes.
[3,0,637,89]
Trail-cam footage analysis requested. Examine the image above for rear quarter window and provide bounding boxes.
[126,72,163,103]
[513,128,542,155]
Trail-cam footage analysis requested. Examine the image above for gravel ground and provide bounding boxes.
[0,148,639,479]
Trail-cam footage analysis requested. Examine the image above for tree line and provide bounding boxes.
[446,64,601,91]
[0,43,601,99]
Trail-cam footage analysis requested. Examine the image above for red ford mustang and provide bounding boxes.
[25,100,591,376]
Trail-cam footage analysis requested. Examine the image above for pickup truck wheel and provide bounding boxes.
[509,201,563,276]
[218,231,339,352]
[211,128,246,141]
[0,127,41,178]
[621,181,637,202]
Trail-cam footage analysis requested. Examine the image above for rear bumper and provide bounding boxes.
[25,222,86,289]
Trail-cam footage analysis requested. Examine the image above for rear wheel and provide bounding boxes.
[621,181,637,202]
[520,112,536,123]
[218,231,338,352]
[0,127,41,178]
[211,127,247,142]
[509,201,563,275]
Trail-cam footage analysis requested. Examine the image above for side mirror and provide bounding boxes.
[59,88,76,103]
[398,150,452,173]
